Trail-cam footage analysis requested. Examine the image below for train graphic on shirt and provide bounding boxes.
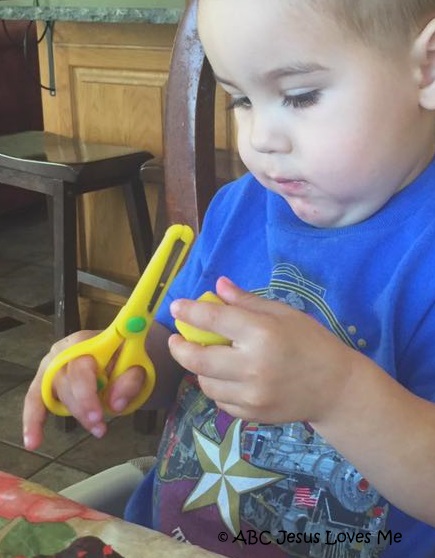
[159,377,388,557]
[239,422,388,557]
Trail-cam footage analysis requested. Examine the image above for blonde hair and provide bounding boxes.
[315,0,435,49]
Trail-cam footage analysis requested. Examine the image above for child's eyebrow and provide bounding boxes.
[213,74,239,87]
[265,63,327,79]
[214,62,327,87]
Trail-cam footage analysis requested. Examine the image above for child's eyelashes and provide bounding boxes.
[283,89,321,109]
[226,96,251,111]
[226,89,321,111]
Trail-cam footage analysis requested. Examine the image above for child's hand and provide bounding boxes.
[169,277,355,425]
[22,331,144,450]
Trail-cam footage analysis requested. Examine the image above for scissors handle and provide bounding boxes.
[41,224,195,417]
[41,327,120,417]
[102,343,155,415]
[41,324,153,417]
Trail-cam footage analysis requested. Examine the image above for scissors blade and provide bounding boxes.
[147,237,187,313]
[115,224,194,338]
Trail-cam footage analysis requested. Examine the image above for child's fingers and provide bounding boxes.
[169,296,269,349]
[215,276,259,306]
[168,333,235,379]
[168,336,264,420]
[216,276,293,317]
[106,366,146,413]
[170,279,296,346]
[23,330,106,448]
[170,297,247,345]
[54,355,106,435]
[23,377,49,451]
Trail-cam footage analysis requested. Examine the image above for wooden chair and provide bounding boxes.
[135,0,246,434]
[141,0,246,246]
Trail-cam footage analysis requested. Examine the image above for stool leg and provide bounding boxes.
[52,184,80,433]
[122,174,153,273]
[123,175,158,433]
[52,183,81,340]
[55,415,78,433]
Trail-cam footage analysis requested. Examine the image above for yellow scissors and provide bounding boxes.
[41,224,194,417]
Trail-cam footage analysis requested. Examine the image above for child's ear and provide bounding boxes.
[414,18,435,109]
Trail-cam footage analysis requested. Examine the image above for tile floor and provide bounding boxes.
[0,202,161,493]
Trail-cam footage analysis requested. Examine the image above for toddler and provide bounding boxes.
[24,1,435,556]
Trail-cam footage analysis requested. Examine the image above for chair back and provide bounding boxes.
[163,0,217,234]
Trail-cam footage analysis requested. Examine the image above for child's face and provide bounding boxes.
[198,0,435,227]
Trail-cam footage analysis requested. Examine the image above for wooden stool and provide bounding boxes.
[0,131,154,340]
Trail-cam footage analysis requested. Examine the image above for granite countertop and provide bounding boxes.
[0,3,183,23]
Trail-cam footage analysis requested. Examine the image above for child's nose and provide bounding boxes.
[249,111,292,154]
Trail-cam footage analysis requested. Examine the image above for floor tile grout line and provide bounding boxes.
[28,460,93,481]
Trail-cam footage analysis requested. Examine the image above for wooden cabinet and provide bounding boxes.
[37,20,236,326]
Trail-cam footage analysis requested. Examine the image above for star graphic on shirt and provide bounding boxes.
[183,419,284,535]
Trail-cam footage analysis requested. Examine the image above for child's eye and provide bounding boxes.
[283,90,321,109]
[226,96,252,111]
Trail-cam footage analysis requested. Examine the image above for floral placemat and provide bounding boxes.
[0,471,225,558]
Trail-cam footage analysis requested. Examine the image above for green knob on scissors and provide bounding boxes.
[126,316,147,333]
[96,377,106,392]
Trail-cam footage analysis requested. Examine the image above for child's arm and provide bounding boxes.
[169,276,435,527]
[22,321,181,451]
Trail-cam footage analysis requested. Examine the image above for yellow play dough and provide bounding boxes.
[175,291,231,346]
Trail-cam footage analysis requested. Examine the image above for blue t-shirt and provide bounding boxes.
[125,160,435,557]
